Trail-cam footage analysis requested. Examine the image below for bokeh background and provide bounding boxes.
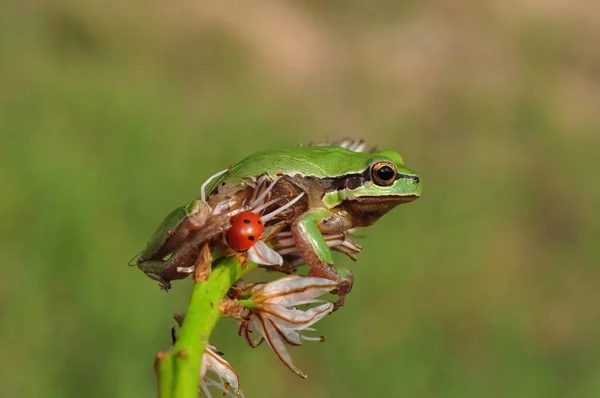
[1,1,599,397]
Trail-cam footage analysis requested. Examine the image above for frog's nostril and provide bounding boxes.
[414,176,420,184]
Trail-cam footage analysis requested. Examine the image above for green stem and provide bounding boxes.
[158,257,257,398]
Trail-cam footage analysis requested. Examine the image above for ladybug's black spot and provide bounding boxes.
[248,236,255,241]
[243,219,251,224]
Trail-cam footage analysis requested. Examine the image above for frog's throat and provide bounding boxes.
[336,194,419,227]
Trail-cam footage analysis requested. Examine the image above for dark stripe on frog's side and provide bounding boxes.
[297,169,419,195]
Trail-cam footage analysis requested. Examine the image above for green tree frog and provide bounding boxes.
[131,140,421,309]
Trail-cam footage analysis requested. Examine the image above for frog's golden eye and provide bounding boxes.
[371,161,397,186]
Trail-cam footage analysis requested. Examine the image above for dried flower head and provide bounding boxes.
[200,345,244,398]
[238,275,339,378]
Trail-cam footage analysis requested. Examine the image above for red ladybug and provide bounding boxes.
[226,211,264,252]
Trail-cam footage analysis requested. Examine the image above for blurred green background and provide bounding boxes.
[1,1,599,397]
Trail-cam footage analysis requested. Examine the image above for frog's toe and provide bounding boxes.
[331,267,354,296]
[153,277,172,292]
[307,266,354,311]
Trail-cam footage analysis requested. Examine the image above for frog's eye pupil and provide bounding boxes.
[377,166,394,181]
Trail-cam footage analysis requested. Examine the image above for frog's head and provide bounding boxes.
[326,149,421,227]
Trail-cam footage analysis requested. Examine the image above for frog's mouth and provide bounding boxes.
[353,194,420,204]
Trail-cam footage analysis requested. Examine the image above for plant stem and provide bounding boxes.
[157,257,257,398]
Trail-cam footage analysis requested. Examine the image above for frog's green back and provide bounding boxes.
[207,146,406,193]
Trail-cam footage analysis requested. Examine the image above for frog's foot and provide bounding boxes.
[146,274,172,292]
[137,260,174,291]
[307,265,354,312]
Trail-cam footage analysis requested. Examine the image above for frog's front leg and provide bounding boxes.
[291,208,354,310]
